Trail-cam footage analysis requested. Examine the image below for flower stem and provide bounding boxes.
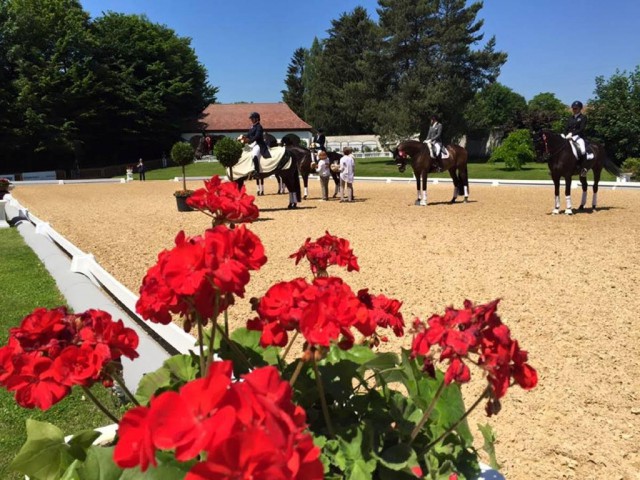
[410,380,446,442]
[282,331,299,360]
[312,356,335,438]
[196,313,206,375]
[110,370,140,406]
[82,386,119,424]
[206,292,221,369]
[424,385,492,451]
[289,358,305,387]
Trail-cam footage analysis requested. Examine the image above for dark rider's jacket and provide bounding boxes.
[246,122,271,158]
[565,113,586,138]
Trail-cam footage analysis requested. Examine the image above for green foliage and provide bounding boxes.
[621,158,640,179]
[489,129,534,170]
[465,83,527,133]
[170,141,194,191]
[213,136,243,168]
[0,2,216,173]
[525,92,568,131]
[588,67,640,162]
[281,47,307,119]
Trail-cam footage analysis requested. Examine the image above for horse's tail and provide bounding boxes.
[455,146,469,196]
[603,155,622,178]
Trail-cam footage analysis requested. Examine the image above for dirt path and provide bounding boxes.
[13,179,640,480]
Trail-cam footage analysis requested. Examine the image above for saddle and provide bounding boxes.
[227,146,291,179]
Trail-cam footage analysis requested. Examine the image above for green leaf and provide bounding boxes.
[326,344,376,365]
[377,443,417,471]
[135,367,171,405]
[10,419,70,480]
[67,429,101,461]
[76,446,123,480]
[348,458,374,480]
[230,327,280,365]
[163,354,199,382]
[478,423,501,471]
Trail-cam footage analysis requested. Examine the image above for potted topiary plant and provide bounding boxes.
[213,136,244,180]
[171,141,196,211]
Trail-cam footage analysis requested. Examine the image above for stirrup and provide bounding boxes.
[579,168,588,177]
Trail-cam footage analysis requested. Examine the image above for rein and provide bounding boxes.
[541,132,568,159]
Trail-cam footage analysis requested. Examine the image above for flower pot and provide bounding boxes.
[175,195,194,212]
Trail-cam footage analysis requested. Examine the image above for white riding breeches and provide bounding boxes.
[425,140,441,157]
[251,143,261,159]
[566,134,586,156]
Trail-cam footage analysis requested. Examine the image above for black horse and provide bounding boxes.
[281,138,314,199]
[392,140,469,205]
[231,141,302,209]
[532,129,621,214]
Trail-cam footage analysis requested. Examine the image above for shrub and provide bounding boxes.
[488,129,535,170]
[213,136,243,169]
[621,157,640,179]
[171,142,195,191]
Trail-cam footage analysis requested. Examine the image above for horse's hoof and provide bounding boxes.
[449,198,456,204]
[578,205,585,210]
[303,195,307,200]
[463,197,468,203]
[287,203,297,209]
[414,200,421,206]
[592,206,597,211]
[419,200,427,206]
[565,209,573,215]
[552,208,560,215]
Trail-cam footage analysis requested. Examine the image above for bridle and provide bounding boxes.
[539,132,567,160]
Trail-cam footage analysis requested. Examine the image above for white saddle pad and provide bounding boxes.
[227,146,291,179]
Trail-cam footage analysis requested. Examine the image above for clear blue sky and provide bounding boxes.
[79,0,640,106]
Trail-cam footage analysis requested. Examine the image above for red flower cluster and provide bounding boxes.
[247,277,404,350]
[186,175,259,225]
[290,231,360,275]
[114,361,323,479]
[0,307,139,410]
[136,226,266,328]
[411,299,537,415]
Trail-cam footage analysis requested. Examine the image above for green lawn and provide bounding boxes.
[128,157,617,182]
[0,229,121,480]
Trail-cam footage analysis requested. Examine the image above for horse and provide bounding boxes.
[231,139,302,209]
[280,138,314,199]
[392,140,469,205]
[532,129,621,215]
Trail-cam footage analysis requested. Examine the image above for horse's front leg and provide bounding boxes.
[449,169,459,203]
[419,172,428,206]
[302,173,309,199]
[564,176,573,215]
[592,167,602,210]
[414,172,421,205]
[552,174,561,215]
[578,176,588,210]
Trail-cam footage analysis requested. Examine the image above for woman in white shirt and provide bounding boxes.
[339,147,355,202]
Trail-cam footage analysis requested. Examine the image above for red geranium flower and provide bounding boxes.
[290,231,359,275]
[187,175,259,225]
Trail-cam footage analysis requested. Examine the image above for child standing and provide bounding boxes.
[316,151,331,201]
[339,147,355,202]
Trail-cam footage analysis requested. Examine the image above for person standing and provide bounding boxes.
[565,100,593,177]
[137,158,146,181]
[316,151,331,201]
[339,147,355,202]
[245,112,271,180]
[425,115,443,172]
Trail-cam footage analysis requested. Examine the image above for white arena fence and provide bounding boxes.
[3,195,196,355]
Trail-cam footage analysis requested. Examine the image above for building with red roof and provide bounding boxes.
[182,103,313,145]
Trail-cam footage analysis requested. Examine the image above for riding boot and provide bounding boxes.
[580,154,594,177]
[435,154,443,173]
[251,156,260,179]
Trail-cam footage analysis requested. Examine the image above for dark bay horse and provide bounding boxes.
[283,144,313,199]
[393,140,469,205]
[532,129,621,215]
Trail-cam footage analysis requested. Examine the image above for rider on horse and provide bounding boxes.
[425,115,444,172]
[565,101,594,177]
[245,112,271,179]
[312,128,327,153]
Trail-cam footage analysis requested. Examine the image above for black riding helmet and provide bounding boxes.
[249,112,260,121]
[571,101,583,110]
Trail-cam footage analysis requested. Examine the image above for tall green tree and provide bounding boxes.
[0,0,19,165]
[281,47,307,120]
[374,0,507,142]
[4,0,94,171]
[88,13,217,164]
[309,7,381,134]
[588,67,640,162]
[525,92,568,131]
[301,38,326,130]
[465,82,526,134]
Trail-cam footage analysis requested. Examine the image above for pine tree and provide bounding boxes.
[281,47,307,120]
